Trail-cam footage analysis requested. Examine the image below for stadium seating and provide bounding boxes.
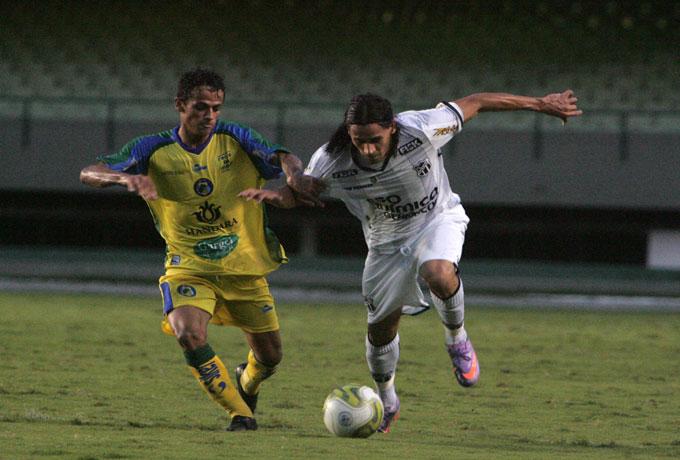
[0,1,678,122]
[0,1,677,260]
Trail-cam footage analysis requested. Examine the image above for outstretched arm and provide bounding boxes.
[454,90,582,125]
[238,185,298,209]
[80,162,158,200]
[274,151,326,207]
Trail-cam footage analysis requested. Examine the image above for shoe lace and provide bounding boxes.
[449,344,471,362]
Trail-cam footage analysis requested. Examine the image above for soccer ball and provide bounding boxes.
[322,383,384,438]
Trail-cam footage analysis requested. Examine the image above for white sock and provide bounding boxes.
[376,375,397,409]
[366,333,399,409]
[430,279,465,332]
[445,324,468,345]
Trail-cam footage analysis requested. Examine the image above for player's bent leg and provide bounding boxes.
[167,306,255,428]
[420,260,465,340]
[367,308,402,433]
[420,261,480,387]
[237,330,282,414]
[244,329,283,366]
[168,304,211,351]
[419,259,459,299]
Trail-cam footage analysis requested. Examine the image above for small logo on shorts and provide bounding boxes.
[364,296,376,313]
[177,285,196,297]
[261,305,274,313]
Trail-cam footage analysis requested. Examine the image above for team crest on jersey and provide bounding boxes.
[332,169,358,178]
[218,152,232,172]
[193,201,222,224]
[194,178,214,196]
[414,160,431,176]
[397,138,423,155]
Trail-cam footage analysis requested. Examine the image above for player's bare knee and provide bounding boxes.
[423,269,459,299]
[175,327,207,351]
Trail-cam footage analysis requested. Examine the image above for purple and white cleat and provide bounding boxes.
[377,396,400,434]
[447,337,480,387]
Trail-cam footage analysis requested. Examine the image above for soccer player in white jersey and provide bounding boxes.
[240,90,582,433]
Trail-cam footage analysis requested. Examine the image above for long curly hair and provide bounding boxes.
[176,67,225,102]
[326,93,399,155]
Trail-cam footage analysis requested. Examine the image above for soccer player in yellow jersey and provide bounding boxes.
[80,68,324,431]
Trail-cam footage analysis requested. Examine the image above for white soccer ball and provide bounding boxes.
[322,383,384,438]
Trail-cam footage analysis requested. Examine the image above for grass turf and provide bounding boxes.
[1,291,679,459]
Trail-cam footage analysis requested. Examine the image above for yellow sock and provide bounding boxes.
[185,345,252,417]
[240,349,279,396]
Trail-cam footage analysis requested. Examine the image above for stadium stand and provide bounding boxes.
[0,1,678,264]
[1,1,679,111]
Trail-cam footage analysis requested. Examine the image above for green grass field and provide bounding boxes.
[1,291,679,460]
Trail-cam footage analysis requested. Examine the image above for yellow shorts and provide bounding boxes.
[159,273,279,335]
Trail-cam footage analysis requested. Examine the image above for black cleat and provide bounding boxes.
[226,415,258,431]
[235,362,259,414]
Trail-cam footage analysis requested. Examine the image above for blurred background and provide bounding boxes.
[1,0,679,302]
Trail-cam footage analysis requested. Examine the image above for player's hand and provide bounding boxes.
[123,174,158,200]
[286,173,326,207]
[238,188,273,204]
[539,90,583,125]
[238,188,298,208]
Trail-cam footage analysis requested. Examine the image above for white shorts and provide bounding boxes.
[362,206,469,324]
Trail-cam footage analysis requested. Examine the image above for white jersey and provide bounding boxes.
[305,102,469,254]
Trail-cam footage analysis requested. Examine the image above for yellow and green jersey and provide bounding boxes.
[98,120,288,276]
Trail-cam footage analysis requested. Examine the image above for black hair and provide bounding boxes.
[326,93,399,155]
[176,67,225,103]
